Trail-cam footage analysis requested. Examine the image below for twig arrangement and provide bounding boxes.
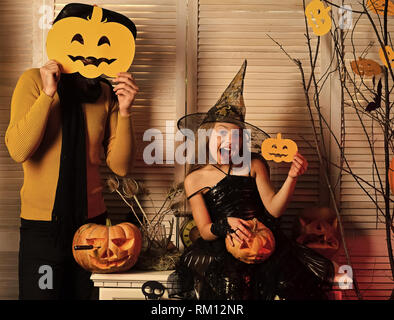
[107,175,185,253]
[268,0,394,300]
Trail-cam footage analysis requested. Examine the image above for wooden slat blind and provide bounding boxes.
[0,0,33,300]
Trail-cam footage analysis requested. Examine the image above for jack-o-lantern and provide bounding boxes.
[261,133,298,163]
[379,46,394,69]
[225,218,275,264]
[367,0,394,16]
[72,220,142,273]
[305,0,332,36]
[389,157,394,195]
[351,57,382,77]
[46,4,136,79]
[293,207,340,259]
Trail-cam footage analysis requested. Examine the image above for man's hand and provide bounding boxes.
[112,72,139,117]
[40,60,61,97]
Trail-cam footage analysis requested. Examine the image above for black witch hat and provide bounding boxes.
[177,60,270,153]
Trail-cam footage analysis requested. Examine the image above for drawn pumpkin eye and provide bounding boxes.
[283,146,288,150]
[272,144,277,149]
[71,33,84,44]
[98,36,110,46]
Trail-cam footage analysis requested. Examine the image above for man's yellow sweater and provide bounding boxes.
[5,68,134,221]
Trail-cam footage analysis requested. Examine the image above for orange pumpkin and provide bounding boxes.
[389,157,394,195]
[72,221,142,273]
[293,207,340,259]
[225,218,275,264]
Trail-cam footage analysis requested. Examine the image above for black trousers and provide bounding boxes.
[18,213,107,300]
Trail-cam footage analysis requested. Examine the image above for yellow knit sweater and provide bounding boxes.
[5,68,135,221]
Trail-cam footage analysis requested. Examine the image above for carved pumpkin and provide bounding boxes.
[225,218,275,264]
[379,45,394,69]
[305,0,332,36]
[261,133,298,163]
[293,207,340,259]
[367,0,394,16]
[72,220,142,273]
[46,4,136,79]
[389,157,394,195]
[351,57,382,77]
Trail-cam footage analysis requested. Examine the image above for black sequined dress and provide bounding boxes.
[168,163,334,300]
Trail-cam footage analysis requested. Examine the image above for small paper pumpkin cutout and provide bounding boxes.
[305,0,332,36]
[350,57,382,77]
[261,133,298,163]
[46,5,136,79]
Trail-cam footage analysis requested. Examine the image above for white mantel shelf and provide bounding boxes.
[91,269,176,300]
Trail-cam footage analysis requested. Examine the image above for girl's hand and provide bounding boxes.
[226,217,252,246]
[112,72,139,117]
[40,60,62,97]
[288,152,308,179]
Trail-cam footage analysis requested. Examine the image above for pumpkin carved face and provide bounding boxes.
[72,222,142,273]
[225,218,275,264]
[261,133,298,163]
[293,207,340,259]
[46,4,136,78]
[351,57,382,77]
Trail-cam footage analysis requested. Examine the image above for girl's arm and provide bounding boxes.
[184,172,252,242]
[254,152,308,218]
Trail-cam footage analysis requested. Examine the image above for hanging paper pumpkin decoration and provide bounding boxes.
[305,0,332,36]
[225,218,275,264]
[46,4,136,79]
[72,220,142,273]
[261,133,298,163]
[379,46,394,69]
[367,0,394,16]
[350,57,382,77]
[293,207,340,259]
[389,157,394,195]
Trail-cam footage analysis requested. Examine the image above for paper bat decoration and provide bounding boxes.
[365,77,382,112]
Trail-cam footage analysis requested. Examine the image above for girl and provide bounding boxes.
[169,60,334,300]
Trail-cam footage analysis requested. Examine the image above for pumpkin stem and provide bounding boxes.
[277,133,282,140]
[106,218,112,227]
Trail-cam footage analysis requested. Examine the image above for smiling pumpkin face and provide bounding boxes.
[261,133,298,163]
[72,221,142,273]
[46,5,136,79]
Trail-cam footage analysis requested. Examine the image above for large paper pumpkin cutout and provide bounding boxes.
[72,221,142,273]
[46,4,136,78]
[225,218,275,264]
[261,133,298,163]
[305,0,332,36]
